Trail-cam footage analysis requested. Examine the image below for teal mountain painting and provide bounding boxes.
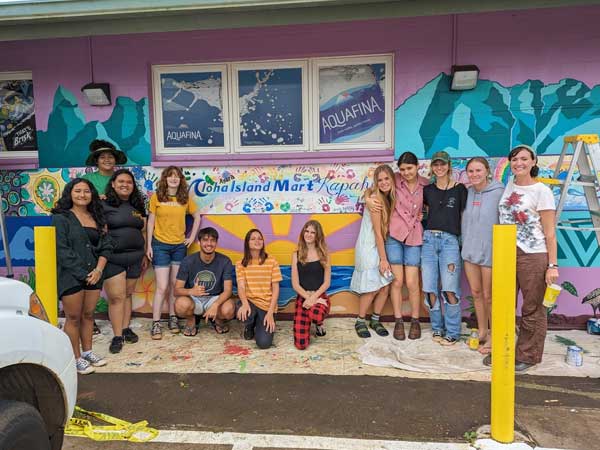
[395,73,600,158]
[37,86,150,167]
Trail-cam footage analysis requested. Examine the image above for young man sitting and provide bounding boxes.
[174,227,235,336]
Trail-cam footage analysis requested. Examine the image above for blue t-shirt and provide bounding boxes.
[176,252,233,295]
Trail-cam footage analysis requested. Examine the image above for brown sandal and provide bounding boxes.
[393,319,405,341]
[408,318,421,340]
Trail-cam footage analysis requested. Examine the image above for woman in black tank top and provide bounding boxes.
[291,220,331,350]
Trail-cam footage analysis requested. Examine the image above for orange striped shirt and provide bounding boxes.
[235,257,282,312]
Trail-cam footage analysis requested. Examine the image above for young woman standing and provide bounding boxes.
[147,166,202,340]
[52,179,114,374]
[422,151,468,346]
[488,145,557,371]
[350,164,395,338]
[102,169,148,353]
[236,229,283,349]
[461,158,504,354]
[367,152,428,340]
[291,220,331,349]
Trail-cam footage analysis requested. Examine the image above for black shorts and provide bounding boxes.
[62,283,102,297]
[104,259,143,280]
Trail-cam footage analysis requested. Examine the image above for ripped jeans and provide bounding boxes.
[421,230,462,339]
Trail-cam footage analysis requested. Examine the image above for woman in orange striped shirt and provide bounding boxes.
[236,229,283,349]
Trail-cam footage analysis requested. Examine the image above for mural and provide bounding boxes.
[395,74,600,158]
[37,87,150,168]
[1,73,600,317]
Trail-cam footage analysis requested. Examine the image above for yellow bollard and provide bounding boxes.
[490,224,517,443]
[34,226,58,326]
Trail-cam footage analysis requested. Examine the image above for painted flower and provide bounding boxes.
[37,181,55,203]
[280,202,291,212]
[322,203,331,212]
[346,169,356,179]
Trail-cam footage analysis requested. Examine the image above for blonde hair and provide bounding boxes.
[369,164,396,239]
[297,220,328,268]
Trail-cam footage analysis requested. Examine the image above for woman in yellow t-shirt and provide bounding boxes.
[236,229,282,349]
[146,166,202,340]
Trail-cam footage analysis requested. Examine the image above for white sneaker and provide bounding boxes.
[76,358,95,375]
[82,351,107,367]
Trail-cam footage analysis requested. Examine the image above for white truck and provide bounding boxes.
[0,276,77,450]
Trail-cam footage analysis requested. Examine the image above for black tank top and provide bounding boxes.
[84,227,100,246]
[297,260,324,291]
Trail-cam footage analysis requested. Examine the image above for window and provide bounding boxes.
[231,60,308,153]
[312,55,392,150]
[0,71,37,159]
[151,54,393,157]
[152,64,230,154]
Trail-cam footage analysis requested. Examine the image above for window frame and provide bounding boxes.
[152,63,231,156]
[150,53,394,158]
[0,71,38,160]
[230,59,309,153]
[311,54,393,152]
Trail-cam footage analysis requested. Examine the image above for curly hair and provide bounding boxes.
[241,228,268,267]
[156,166,189,205]
[296,220,329,268]
[104,169,147,217]
[51,178,107,231]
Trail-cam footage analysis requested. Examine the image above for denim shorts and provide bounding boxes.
[384,236,421,267]
[420,230,462,297]
[151,238,187,268]
[190,295,219,316]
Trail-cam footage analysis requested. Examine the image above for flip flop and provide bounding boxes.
[478,343,492,355]
[183,325,197,337]
[209,319,230,334]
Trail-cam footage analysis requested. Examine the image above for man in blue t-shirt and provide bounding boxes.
[174,227,234,336]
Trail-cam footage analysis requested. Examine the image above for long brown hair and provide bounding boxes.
[156,166,189,205]
[368,164,396,239]
[241,228,268,267]
[297,220,329,268]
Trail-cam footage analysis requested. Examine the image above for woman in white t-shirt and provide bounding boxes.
[485,145,558,372]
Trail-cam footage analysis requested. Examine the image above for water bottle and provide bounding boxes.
[468,329,479,350]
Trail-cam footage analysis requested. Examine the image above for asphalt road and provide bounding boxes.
[62,373,600,449]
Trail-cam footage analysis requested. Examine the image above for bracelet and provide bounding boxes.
[547,263,559,269]
[92,268,103,274]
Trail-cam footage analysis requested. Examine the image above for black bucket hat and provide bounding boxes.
[85,145,127,166]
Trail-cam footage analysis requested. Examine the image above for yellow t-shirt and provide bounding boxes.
[235,257,283,312]
[149,193,198,244]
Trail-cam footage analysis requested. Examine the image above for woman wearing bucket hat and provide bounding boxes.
[82,139,127,198]
[422,150,468,347]
[485,144,558,371]
[81,139,127,335]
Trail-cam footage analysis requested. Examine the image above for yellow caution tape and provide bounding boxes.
[65,406,159,442]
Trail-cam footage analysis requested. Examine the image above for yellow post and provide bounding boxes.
[490,224,517,443]
[34,226,58,326]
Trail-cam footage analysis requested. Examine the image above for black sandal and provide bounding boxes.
[355,321,371,338]
[369,320,389,337]
[315,324,326,337]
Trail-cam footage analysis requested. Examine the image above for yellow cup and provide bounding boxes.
[542,283,562,308]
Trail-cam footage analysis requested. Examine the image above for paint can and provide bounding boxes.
[566,345,583,367]
[468,329,479,350]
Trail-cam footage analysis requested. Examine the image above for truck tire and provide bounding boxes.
[0,400,50,450]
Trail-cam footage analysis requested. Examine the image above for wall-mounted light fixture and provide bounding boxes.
[450,64,480,91]
[81,36,111,106]
[81,82,111,106]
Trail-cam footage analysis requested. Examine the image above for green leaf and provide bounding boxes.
[95,297,108,313]
[554,335,577,347]
[560,281,578,297]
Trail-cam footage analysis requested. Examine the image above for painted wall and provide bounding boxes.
[2,5,600,318]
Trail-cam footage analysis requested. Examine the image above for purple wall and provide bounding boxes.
[2,5,600,133]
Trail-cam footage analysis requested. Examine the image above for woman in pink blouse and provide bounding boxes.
[368,152,428,340]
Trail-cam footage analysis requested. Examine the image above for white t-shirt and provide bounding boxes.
[498,180,556,253]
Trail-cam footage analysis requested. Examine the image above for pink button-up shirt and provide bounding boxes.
[388,173,428,246]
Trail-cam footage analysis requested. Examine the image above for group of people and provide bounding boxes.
[351,146,557,372]
[51,139,558,375]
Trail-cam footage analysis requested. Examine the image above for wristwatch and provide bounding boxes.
[547,263,559,269]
